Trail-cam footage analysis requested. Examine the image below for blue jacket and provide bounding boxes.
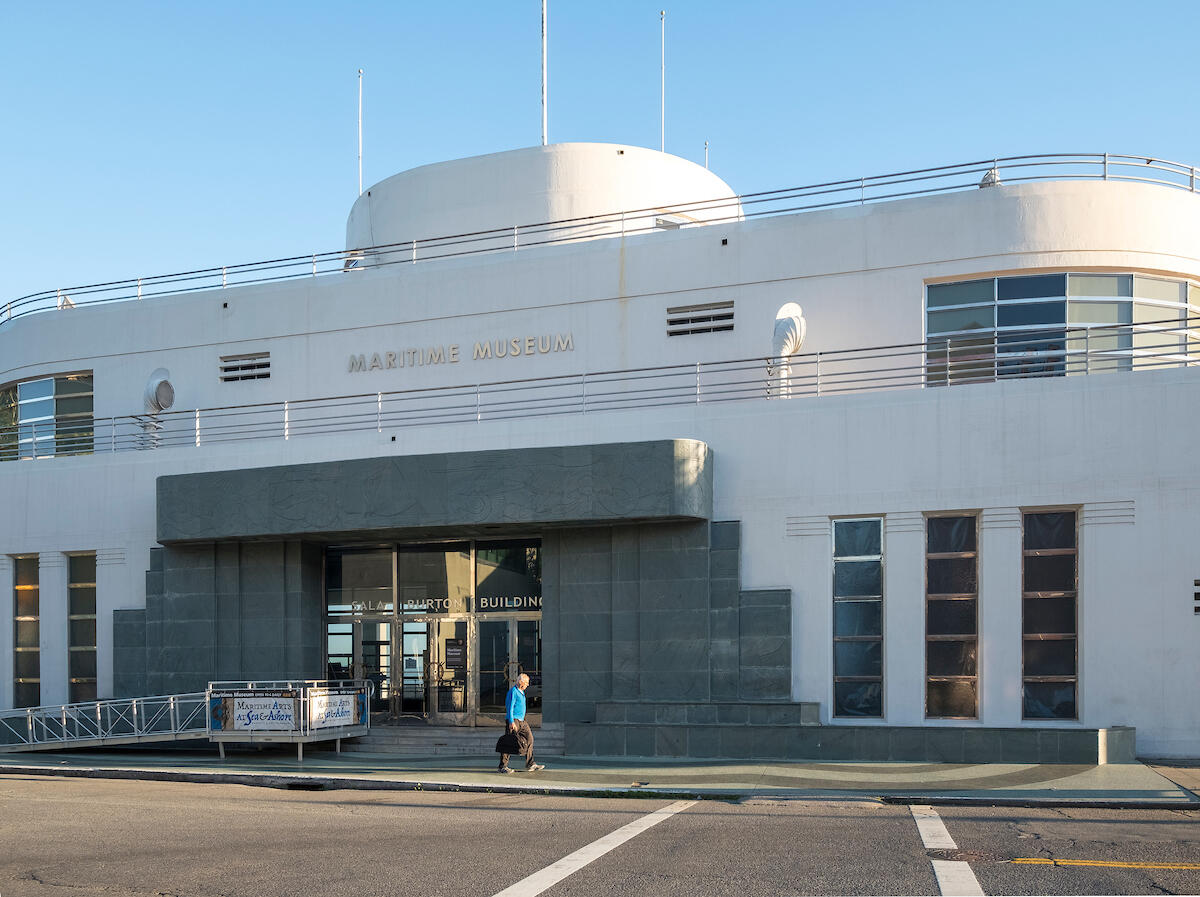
[505,685,526,723]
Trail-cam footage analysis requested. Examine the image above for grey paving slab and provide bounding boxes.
[0,749,1195,807]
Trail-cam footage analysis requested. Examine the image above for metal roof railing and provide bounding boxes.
[2,153,1197,327]
[1,317,1196,463]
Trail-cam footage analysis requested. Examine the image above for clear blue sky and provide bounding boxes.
[2,0,1199,302]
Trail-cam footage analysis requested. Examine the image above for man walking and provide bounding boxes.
[498,672,544,774]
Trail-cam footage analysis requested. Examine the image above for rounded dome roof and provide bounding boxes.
[346,142,740,252]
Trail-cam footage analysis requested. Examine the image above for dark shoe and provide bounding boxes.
[525,763,545,772]
[498,766,514,774]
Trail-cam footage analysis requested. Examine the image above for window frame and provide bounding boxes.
[831,516,885,719]
[926,272,1200,383]
[1020,508,1080,721]
[12,554,40,709]
[67,552,98,704]
[924,513,980,720]
[0,372,94,461]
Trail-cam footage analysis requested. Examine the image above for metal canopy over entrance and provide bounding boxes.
[324,539,542,727]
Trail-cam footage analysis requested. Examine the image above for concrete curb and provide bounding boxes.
[4,763,1199,808]
[0,764,730,801]
[878,794,1200,810]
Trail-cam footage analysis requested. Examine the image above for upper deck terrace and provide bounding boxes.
[3,153,1199,327]
[2,152,1199,463]
[1,316,1197,463]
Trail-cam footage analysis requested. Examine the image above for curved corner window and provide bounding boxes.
[926,272,1199,385]
[0,373,93,462]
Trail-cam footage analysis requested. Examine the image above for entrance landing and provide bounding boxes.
[344,722,564,757]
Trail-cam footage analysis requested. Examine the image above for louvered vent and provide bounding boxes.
[667,301,734,337]
[220,352,271,382]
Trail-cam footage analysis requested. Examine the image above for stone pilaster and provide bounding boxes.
[785,515,832,716]
[95,548,127,700]
[0,556,12,709]
[979,508,1022,725]
[37,552,68,707]
[883,512,924,725]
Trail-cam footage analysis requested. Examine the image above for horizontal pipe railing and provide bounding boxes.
[0,692,207,749]
[3,153,1198,326]
[0,318,1196,464]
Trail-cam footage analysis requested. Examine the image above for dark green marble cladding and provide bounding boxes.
[111,541,324,696]
[542,519,792,726]
[118,440,801,755]
[156,440,712,543]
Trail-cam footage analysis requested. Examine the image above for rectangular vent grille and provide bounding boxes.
[220,352,271,382]
[667,300,734,337]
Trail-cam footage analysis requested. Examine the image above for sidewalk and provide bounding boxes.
[0,747,1197,808]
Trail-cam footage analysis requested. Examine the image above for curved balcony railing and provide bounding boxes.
[2,153,1198,327]
[1,317,1196,463]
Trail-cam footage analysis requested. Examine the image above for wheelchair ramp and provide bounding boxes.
[0,693,208,752]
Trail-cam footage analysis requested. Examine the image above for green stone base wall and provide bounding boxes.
[564,720,1136,764]
[543,519,793,727]
[112,540,323,696]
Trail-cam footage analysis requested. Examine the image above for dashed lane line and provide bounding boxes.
[931,860,986,897]
[911,804,958,850]
[1012,858,1200,871]
[911,805,985,896]
[491,799,697,897]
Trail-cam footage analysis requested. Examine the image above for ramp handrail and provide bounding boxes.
[0,692,207,750]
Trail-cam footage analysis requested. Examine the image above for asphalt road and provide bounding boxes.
[1,776,1198,896]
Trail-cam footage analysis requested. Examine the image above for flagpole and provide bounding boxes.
[660,10,665,153]
[541,0,548,145]
[357,68,364,195]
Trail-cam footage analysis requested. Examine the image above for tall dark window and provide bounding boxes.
[13,556,39,708]
[68,554,97,703]
[832,518,883,717]
[926,516,978,718]
[1022,511,1078,719]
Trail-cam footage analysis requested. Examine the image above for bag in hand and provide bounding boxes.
[495,730,522,754]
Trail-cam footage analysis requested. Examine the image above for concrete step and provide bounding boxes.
[344,723,564,756]
[593,701,821,727]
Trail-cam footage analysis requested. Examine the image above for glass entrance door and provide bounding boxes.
[516,618,542,725]
[426,619,469,724]
[326,539,541,727]
[475,618,541,726]
[477,620,514,724]
[356,619,392,714]
[397,619,428,716]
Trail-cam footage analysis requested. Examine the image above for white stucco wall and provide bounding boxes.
[344,143,741,254]
[1,366,1197,753]
[4,178,1198,418]
[2,171,1199,755]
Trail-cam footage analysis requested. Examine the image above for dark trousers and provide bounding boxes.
[500,719,534,768]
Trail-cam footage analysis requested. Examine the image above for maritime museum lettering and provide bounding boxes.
[349,332,574,373]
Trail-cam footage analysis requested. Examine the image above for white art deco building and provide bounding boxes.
[2,144,1198,760]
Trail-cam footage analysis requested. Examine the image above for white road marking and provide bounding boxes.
[911,804,958,850]
[930,860,985,896]
[492,799,697,897]
[911,806,986,896]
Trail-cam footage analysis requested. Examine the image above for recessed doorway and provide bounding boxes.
[324,538,542,726]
